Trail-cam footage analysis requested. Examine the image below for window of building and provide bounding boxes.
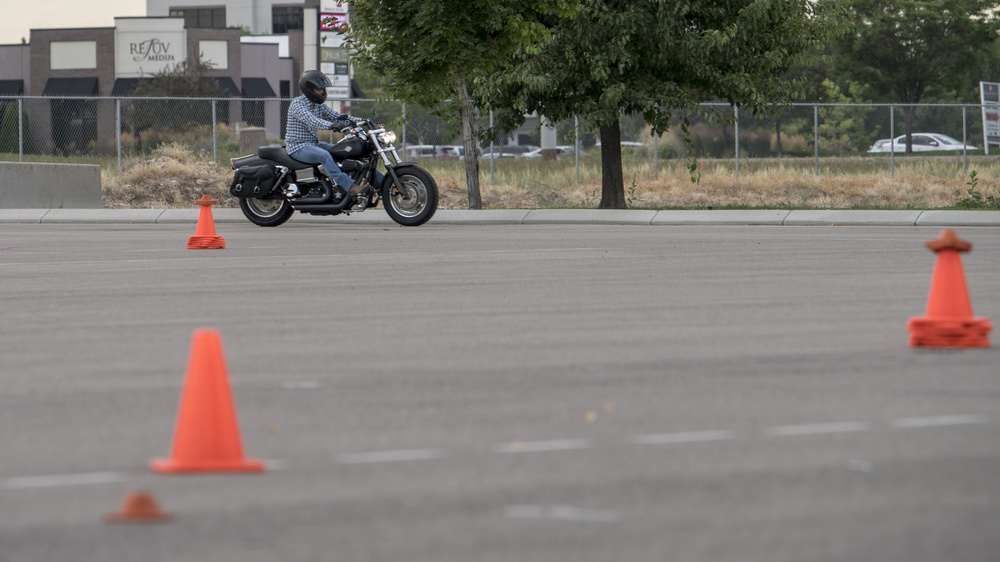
[170,8,226,29]
[272,7,303,34]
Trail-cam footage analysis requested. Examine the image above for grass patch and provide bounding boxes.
[4,146,997,210]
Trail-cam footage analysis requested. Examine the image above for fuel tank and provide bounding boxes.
[329,136,369,160]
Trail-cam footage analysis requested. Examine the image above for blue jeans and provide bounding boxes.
[289,142,385,191]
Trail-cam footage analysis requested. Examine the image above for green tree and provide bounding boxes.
[817,79,876,153]
[481,0,847,208]
[349,0,578,209]
[0,102,30,154]
[125,60,224,153]
[833,0,1000,154]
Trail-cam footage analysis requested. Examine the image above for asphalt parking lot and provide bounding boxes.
[1,222,998,562]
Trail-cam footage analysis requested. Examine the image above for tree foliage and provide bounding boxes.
[349,0,578,208]
[125,60,225,152]
[131,60,224,99]
[479,0,847,208]
[349,0,575,110]
[0,102,30,153]
[833,0,1000,152]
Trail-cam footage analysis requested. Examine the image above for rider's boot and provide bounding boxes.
[348,182,370,211]
[317,165,349,203]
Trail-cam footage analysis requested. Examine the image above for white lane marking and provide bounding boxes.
[629,430,735,446]
[1,472,124,490]
[891,414,989,428]
[337,449,444,464]
[765,422,870,437]
[505,504,619,523]
[493,439,592,454]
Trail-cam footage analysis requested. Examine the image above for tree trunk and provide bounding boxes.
[457,78,482,209]
[903,104,916,156]
[774,119,783,157]
[598,119,626,209]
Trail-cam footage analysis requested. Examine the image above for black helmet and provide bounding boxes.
[299,70,333,104]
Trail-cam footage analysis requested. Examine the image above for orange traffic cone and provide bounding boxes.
[150,329,265,473]
[105,490,173,523]
[187,195,226,249]
[907,229,992,348]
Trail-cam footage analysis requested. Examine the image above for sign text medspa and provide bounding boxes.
[130,38,176,62]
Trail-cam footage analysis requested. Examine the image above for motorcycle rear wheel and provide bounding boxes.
[382,166,438,226]
[240,197,293,227]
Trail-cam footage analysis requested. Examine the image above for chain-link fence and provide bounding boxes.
[0,96,989,178]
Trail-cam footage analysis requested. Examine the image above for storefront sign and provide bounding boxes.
[981,82,1000,154]
[318,1,350,99]
[115,23,187,78]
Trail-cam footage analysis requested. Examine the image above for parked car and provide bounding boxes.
[594,140,647,153]
[523,146,577,158]
[404,145,437,159]
[436,145,464,159]
[867,133,977,153]
[868,139,892,152]
[404,145,464,159]
[480,145,540,160]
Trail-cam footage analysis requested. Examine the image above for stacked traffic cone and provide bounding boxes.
[105,490,173,523]
[907,229,992,348]
[187,195,226,249]
[150,329,264,473]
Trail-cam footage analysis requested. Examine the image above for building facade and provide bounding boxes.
[0,17,298,153]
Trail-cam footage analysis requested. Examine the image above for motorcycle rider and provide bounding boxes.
[285,70,380,209]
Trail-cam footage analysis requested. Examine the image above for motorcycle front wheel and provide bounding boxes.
[239,196,293,227]
[382,166,438,226]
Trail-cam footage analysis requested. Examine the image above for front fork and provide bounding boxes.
[384,167,411,200]
[369,133,410,200]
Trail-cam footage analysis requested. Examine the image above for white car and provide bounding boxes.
[868,133,977,153]
[480,145,539,160]
[522,146,577,158]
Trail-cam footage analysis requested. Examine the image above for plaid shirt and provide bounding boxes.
[284,95,360,154]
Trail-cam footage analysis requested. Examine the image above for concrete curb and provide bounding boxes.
[782,210,924,226]
[1,208,999,226]
[652,210,790,225]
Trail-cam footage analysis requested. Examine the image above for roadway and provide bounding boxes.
[1,222,998,562]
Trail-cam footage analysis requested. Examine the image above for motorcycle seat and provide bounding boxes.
[258,145,311,169]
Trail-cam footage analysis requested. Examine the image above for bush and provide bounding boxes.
[0,102,30,153]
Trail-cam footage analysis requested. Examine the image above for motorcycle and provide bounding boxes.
[228,117,438,227]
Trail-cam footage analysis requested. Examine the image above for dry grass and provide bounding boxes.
[101,144,998,210]
[103,144,237,209]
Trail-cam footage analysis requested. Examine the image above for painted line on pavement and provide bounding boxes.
[3,415,988,489]
[891,414,989,428]
[338,449,445,464]
[629,429,735,446]
[1,472,124,490]
[765,422,871,437]
[493,439,592,454]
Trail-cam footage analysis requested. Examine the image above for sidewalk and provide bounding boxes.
[1,208,1000,226]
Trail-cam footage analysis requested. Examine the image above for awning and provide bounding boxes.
[111,78,150,96]
[215,77,241,97]
[241,77,275,98]
[42,77,98,97]
[0,79,24,96]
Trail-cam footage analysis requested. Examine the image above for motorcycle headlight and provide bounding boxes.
[380,131,397,145]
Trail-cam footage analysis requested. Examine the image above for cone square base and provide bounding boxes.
[150,457,265,474]
[907,316,992,348]
[187,235,226,249]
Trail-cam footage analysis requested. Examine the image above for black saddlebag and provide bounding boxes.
[230,165,278,197]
